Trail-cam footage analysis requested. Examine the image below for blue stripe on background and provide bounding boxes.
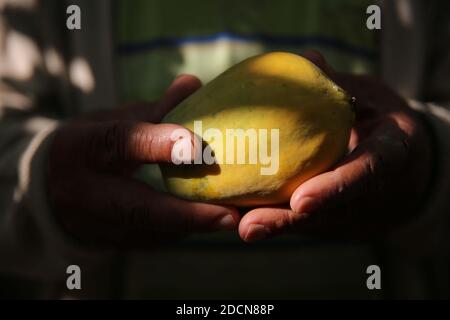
[117,31,376,61]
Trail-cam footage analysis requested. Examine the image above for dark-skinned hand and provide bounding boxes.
[239,51,434,242]
[47,75,239,249]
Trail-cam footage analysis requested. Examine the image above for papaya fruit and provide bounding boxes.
[154,52,355,206]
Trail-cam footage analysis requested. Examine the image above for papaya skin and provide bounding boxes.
[158,52,355,206]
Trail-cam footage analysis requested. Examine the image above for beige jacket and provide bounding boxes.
[0,0,449,298]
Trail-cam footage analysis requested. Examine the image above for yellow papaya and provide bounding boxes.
[157,52,354,206]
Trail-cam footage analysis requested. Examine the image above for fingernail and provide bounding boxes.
[292,196,318,214]
[215,214,236,230]
[245,224,268,242]
[170,129,197,164]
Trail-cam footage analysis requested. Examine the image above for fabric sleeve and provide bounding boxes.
[385,101,450,258]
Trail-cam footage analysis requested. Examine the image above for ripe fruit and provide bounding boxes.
[147,52,354,206]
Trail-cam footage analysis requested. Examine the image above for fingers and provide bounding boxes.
[77,75,202,168]
[91,74,202,123]
[238,206,303,242]
[155,74,202,121]
[85,120,195,167]
[238,118,410,242]
[290,119,409,217]
[75,176,240,247]
[120,179,239,234]
[126,74,202,123]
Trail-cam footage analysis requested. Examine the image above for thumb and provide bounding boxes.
[85,121,195,167]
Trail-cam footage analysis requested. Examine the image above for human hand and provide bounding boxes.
[239,51,434,242]
[47,75,239,249]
